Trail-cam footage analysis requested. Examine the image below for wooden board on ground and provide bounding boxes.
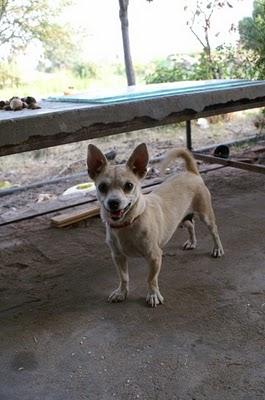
[0,191,97,226]
[51,204,100,228]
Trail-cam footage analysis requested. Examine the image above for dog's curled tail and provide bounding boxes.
[160,148,199,175]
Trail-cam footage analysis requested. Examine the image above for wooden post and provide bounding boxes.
[119,0,136,86]
[186,120,192,150]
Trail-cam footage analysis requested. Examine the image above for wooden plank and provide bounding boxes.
[0,192,97,227]
[51,204,100,227]
[193,153,265,174]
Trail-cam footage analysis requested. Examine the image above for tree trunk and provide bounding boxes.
[204,30,218,79]
[119,0,136,86]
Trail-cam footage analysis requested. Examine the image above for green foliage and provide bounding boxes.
[0,64,131,99]
[113,62,148,83]
[239,0,265,78]
[112,63,125,76]
[36,23,78,72]
[145,57,192,84]
[0,62,21,90]
[144,46,257,84]
[190,46,257,80]
[72,62,98,80]
[0,0,75,72]
[184,0,239,79]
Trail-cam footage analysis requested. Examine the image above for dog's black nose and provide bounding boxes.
[108,199,120,211]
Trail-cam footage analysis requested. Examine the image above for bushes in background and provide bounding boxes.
[144,46,258,84]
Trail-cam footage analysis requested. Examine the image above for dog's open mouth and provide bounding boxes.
[109,203,131,221]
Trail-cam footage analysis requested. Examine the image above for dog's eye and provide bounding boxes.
[124,181,134,192]
[98,182,108,193]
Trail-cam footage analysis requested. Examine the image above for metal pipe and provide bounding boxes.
[194,133,265,154]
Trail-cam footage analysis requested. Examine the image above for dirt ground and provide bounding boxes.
[0,164,265,399]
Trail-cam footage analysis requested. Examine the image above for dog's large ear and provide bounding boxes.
[126,143,149,179]
[87,144,108,180]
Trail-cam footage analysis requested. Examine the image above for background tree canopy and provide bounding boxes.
[239,0,265,78]
[0,0,263,95]
[146,0,258,84]
[0,0,76,70]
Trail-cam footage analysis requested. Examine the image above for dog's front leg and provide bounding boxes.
[146,249,164,307]
[108,252,129,303]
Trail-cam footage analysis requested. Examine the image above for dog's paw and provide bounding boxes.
[211,246,224,258]
[146,290,164,308]
[108,287,128,303]
[183,240,197,250]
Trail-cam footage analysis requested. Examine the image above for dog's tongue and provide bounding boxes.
[111,210,124,219]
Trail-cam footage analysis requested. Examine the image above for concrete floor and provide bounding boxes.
[0,169,265,400]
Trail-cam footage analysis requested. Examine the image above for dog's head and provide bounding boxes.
[87,143,149,223]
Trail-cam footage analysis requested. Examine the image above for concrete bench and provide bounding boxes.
[1,79,265,157]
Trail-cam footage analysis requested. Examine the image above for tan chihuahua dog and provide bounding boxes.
[87,143,224,307]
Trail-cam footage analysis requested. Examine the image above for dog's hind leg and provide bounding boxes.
[195,190,224,258]
[200,210,224,257]
[182,214,197,250]
[146,248,164,307]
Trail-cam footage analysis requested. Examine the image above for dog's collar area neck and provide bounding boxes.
[108,213,141,229]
